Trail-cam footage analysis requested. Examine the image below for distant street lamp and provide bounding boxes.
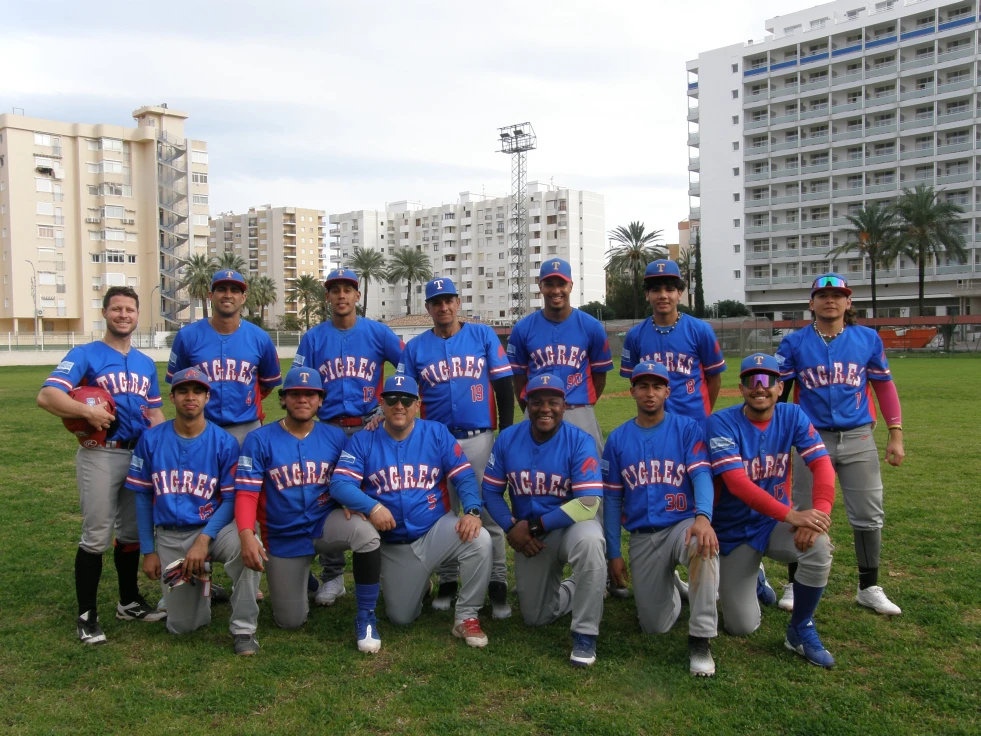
[25,260,38,346]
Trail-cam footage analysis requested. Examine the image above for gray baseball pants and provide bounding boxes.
[76,446,138,554]
[436,430,508,585]
[719,522,833,636]
[156,522,260,636]
[319,422,365,582]
[221,420,262,447]
[513,518,606,636]
[266,509,380,630]
[524,405,605,454]
[629,518,718,638]
[381,511,491,625]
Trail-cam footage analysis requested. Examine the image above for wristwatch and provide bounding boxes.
[465,508,481,517]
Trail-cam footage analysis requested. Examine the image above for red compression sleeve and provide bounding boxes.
[805,454,836,515]
[720,469,790,522]
[870,379,902,427]
[235,492,259,533]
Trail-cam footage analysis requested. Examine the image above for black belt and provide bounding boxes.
[632,525,671,535]
[450,428,490,440]
[385,537,421,545]
[105,440,138,450]
[329,415,369,428]
[158,524,204,532]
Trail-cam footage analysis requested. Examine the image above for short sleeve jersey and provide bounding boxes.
[125,421,239,527]
[619,314,726,422]
[235,420,348,557]
[43,342,163,442]
[166,319,282,425]
[295,317,404,421]
[399,322,513,430]
[482,421,603,521]
[506,309,613,404]
[706,403,828,554]
[602,413,710,531]
[776,324,892,431]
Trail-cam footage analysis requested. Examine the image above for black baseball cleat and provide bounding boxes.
[211,583,231,604]
[77,610,107,645]
[116,595,167,622]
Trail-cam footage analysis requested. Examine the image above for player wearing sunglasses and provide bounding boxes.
[705,354,839,668]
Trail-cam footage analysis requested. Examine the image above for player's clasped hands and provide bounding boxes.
[506,520,545,558]
[368,503,397,532]
[785,508,832,536]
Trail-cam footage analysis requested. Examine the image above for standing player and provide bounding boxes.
[482,374,606,667]
[775,273,905,615]
[602,362,719,677]
[126,367,261,654]
[329,375,493,648]
[234,366,384,653]
[295,268,404,606]
[399,277,514,617]
[38,286,167,645]
[507,258,613,454]
[707,354,838,668]
[167,270,282,445]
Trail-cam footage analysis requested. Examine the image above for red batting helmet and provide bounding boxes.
[63,386,116,448]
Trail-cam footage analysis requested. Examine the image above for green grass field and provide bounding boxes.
[1,356,979,735]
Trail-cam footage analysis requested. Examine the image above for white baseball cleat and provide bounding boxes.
[855,585,902,616]
[674,571,690,602]
[315,574,346,607]
[688,636,715,677]
[778,583,794,612]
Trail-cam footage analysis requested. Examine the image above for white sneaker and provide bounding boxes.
[856,585,902,616]
[314,574,346,607]
[673,571,690,602]
[778,583,794,612]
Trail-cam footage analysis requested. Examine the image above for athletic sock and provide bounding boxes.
[354,583,380,614]
[858,567,879,590]
[75,547,103,616]
[113,541,141,605]
[352,547,381,586]
[788,562,798,585]
[790,582,825,628]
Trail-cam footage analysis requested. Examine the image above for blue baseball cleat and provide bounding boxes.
[570,632,597,667]
[757,563,777,606]
[356,611,382,654]
[785,618,835,669]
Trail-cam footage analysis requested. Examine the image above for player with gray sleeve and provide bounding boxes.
[482,373,606,667]
[38,286,167,645]
[602,362,719,677]
[398,277,514,617]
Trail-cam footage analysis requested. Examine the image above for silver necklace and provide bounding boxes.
[281,419,314,440]
[813,322,845,341]
[652,314,682,335]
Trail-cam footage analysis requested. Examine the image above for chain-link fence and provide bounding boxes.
[1,330,306,352]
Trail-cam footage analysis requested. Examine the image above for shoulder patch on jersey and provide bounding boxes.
[129,455,144,471]
[396,362,405,374]
[622,349,630,362]
[293,354,305,367]
[581,457,599,474]
[340,450,357,464]
[709,436,736,451]
[168,351,177,366]
[600,458,609,473]
[55,360,74,373]
[506,343,515,355]
[774,353,786,365]
[238,456,253,471]
[486,453,496,469]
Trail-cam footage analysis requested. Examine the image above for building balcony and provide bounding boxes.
[865,152,898,165]
[687,107,700,121]
[832,71,863,88]
[746,170,771,182]
[745,118,769,130]
[746,250,771,261]
[833,185,865,198]
[900,116,935,131]
[802,218,831,229]
[771,248,800,259]
[938,171,973,184]
[866,93,898,109]
[771,221,801,233]
[771,86,799,99]
[833,129,864,142]
[937,141,973,155]
[867,181,899,193]
[802,189,831,201]
[900,146,936,160]
[745,144,770,159]
[688,157,700,171]
[743,91,770,106]
[937,46,976,64]
[800,135,830,149]
[800,78,830,93]
[801,162,831,175]
[688,132,700,146]
[746,197,771,210]
[866,63,898,79]
[771,140,799,152]
[831,101,862,116]
[937,109,974,125]
[771,194,800,205]
[688,182,701,196]
[770,112,799,128]
[746,224,771,234]
[801,107,830,121]
[937,78,974,95]
[690,206,701,218]
[833,157,865,170]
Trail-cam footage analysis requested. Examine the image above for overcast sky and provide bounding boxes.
[2,0,816,246]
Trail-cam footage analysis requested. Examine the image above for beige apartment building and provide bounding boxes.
[329,182,606,323]
[0,105,209,335]
[209,206,327,325]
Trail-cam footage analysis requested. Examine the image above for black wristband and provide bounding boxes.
[528,518,547,539]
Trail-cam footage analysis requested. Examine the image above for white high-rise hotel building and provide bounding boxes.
[688,0,981,318]
[329,182,605,322]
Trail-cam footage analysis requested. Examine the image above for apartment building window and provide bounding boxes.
[810,17,828,29]
[37,202,55,216]
[732,141,740,151]
[733,193,741,202]
[732,115,739,124]
[916,44,934,59]
[733,219,741,227]
[946,130,969,145]
[191,151,209,165]
[35,178,53,193]
[192,195,209,205]
[193,215,209,226]
[731,63,738,73]
[733,244,741,254]
[946,100,969,114]
[732,89,738,99]
[38,226,55,239]
[733,167,740,176]
[915,76,933,91]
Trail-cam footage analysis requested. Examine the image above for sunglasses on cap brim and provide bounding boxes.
[812,276,848,290]
[740,373,780,389]
[382,395,417,407]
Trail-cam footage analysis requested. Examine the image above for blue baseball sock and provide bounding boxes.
[355,583,380,614]
[790,582,824,628]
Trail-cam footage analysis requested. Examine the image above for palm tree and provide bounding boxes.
[215,250,247,273]
[833,203,897,319]
[179,253,216,320]
[344,246,388,316]
[893,185,968,315]
[289,274,324,330]
[386,248,433,315]
[606,222,666,319]
[677,245,695,311]
[245,275,278,325]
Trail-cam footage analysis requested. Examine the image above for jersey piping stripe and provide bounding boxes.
[602,481,624,490]
[45,376,74,391]
[125,475,152,488]
[333,467,364,482]
[799,444,827,458]
[591,357,614,369]
[483,474,507,487]
[688,460,711,472]
[704,358,726,372]
[489,365,511,376]
[572,481,604,491]
[446,462,472,479]
[258,373,283,383]
[234,477,263,487]
[710,456,742,468]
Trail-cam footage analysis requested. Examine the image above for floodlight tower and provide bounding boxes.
[497,122,537,323]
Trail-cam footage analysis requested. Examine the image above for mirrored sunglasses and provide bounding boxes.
[812,275,848,290]
[382,395,416,408]
[741,373,778,389]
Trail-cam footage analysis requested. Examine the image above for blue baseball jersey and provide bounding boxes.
[602,413,711,532]
[235,420,348,558]
[619,314,726,422]
[330,419,476,543]
[507,309,613,404]
[482,421,603,521]
[295,317,404,421]
[399,322,513,430]
[43,342,163,442]
[125,421,239,527]
[166,319,282,425]
[706,403,828,555]
[776,325,892,431]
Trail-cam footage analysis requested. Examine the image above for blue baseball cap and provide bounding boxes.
[739,353,781,378]
[630,361,669,385]
[539,258,572,283]
[324,268,360,289]
[525,373,566,397]
[282,366,324,394]
[644,259,682,281]
[425,277,458,301]
[810,272,852,297]
[211,270,247,291]
[170,367,211,391]
[381,374,419,398]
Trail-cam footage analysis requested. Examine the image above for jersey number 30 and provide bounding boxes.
[664,493,688,511]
